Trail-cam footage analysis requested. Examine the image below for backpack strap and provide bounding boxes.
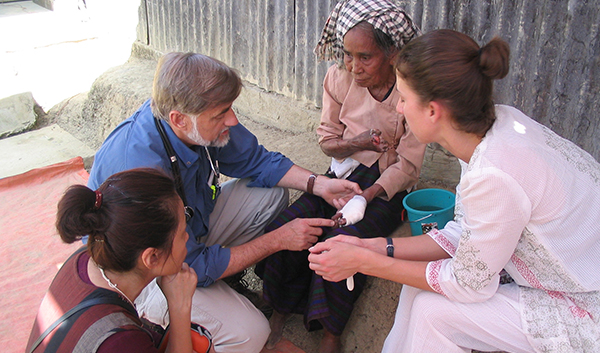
[73,312,151,353]
[28,296,134,353]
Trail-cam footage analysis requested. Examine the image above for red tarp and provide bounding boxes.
[0,157,88,353]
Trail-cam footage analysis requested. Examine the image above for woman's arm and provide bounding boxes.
[360,183,384,203]
[157,263,197,353]
[308,234,450,291]
[320,129,389,159]
[374,120,426,199]
[317,66,388,159]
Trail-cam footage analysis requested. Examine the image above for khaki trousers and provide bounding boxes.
[136,178,288,353]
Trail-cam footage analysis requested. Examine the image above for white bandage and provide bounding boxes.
[346,276,355,291]
[339,195,367,226]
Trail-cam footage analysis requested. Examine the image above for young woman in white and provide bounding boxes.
[308,29,600,352]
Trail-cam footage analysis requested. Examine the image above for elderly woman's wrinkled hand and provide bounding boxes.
[350,129,390,153]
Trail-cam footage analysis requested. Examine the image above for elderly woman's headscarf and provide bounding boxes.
[314,0,421,64]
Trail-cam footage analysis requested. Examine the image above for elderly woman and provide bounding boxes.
[254,1,425,352]
[309,29,600,352]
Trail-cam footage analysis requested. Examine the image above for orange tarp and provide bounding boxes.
[0,157,306,353]
[0,157,88,353]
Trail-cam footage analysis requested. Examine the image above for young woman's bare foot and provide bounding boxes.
[318,329,341,353]
[265,310,289,349]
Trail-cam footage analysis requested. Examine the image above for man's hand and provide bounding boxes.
[313,176,362,207]
[276,218,335,251]
[222,217,336,279]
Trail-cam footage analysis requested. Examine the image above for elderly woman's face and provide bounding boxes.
[343,26,394,89]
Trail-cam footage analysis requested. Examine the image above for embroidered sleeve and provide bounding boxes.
[434,167,532,302]
[428,227,458,256]
[426,260,447,296]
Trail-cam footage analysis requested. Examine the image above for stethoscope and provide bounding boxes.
[154,117,222,222]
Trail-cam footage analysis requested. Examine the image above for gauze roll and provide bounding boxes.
[339,195,367,226]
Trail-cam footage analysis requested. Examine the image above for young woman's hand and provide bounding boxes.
[308,240,362,282]
[157,262,197,312]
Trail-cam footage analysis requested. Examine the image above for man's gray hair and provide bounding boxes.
[151,52,242,121]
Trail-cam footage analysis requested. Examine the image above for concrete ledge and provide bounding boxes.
[0,124,95,179]
[236,83,323,133]
[0,92,39,139]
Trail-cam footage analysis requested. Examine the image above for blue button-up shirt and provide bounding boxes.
[88,99,294,286]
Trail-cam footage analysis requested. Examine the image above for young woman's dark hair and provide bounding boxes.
[56,168,181,272]
[395,29,510,137]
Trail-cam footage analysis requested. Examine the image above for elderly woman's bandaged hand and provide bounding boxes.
[339,195,367,225]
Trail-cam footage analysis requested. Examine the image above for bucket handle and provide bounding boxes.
[401,209,434,223]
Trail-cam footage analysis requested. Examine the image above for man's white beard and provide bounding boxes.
[187,117,230,148]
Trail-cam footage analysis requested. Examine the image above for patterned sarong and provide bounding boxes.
[255,162,406,335]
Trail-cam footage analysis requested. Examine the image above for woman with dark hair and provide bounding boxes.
[255,1,425,352]
[309,29,600,352]
[26,168,207,353]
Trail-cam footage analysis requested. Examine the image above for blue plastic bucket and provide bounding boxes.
[402,188,455,236]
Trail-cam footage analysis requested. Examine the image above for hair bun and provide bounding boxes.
[479,37,510,80]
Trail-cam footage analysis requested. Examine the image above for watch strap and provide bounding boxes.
[386,237,394,257]
[307,174,317,194]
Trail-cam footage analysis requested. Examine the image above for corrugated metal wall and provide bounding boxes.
[137,0,599,160]
[138,0,337,103]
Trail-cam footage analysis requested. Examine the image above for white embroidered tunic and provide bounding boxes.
[426,105,600,352]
